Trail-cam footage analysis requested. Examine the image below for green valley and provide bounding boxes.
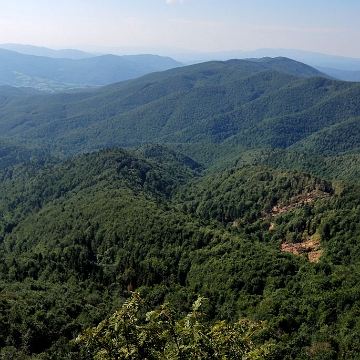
[0,57,360,359]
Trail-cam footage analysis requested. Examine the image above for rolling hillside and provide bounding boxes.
[0,146,360,358]
[0,56,359,181]
[1,56,360,358]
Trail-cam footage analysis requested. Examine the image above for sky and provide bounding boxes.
[1,0,360,58]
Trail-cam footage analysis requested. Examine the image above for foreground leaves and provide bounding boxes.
[77,293,273,359]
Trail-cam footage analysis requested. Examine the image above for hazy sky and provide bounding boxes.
[1,0,360,57]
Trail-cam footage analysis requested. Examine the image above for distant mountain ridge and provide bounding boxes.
[3,43,360,82]
[0,43,95,59]
[228,57,331,79]
[149,46,360,81]
[187,48,360,71]
[315,66,360,82]
[0,48,182,92]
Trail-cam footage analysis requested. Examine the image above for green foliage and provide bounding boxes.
[173,165,332,223]
[0,56,360,359]
[168,143,360,184]
[0,137,52,170]
[0,147,360,358]
[77,293,273,359]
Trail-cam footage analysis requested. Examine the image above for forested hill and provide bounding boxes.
[1,146,360,358]
[0,57,350,155]
[1,56,359,182]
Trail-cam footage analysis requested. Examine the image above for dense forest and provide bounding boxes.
[0,58,360,359]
